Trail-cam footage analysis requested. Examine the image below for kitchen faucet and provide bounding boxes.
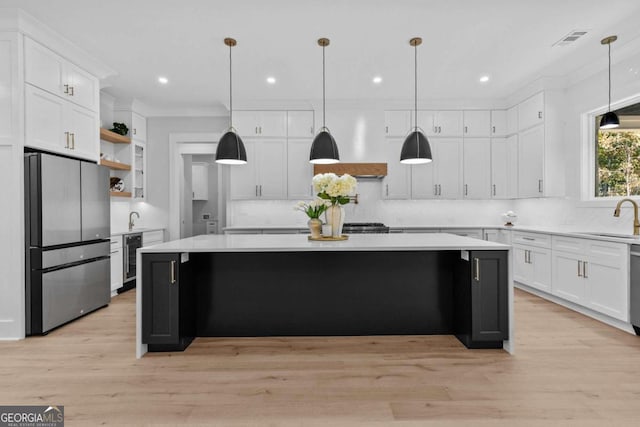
[613,198,640,235]
[129,211,140,231]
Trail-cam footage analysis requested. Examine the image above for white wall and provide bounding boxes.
[132,116,227,232]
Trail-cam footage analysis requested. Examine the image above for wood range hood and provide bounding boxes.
[313,163,387,179]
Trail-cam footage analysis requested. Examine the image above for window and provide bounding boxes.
[595,103,640,197]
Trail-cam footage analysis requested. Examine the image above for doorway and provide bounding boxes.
[169,133,226,240]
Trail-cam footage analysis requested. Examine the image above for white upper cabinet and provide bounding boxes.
[518,92,544,131]
[192,163,209,200]
[412,138,461,199]
[383,138,411,199]
[463,110,491,137]
[24,37,99,112]
[463,138,491,199]
[25,84,98,161]
[113,110,147,142]
[385,111,412,137]
[229,139,287,200]
[287,111,315,138]
[287,138,314,199]
[490,110,508,137]
[419,111,463,137]
[517,125,544,198]
[131,112,147,142]
[233,111,287,137]
[490,136,517,199]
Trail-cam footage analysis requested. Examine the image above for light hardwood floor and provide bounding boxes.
[1,288,640,426]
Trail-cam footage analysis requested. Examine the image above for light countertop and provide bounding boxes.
[138,233,510,253]
[111,227,164,237]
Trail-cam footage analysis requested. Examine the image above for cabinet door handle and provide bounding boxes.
[438,184,442,196]
[69,86,74,96]
[473,257,480,281]
[63,84,69,94]
[583,261,588,279]
[577,260,582,277]
[125,246,129,273]
[492,126,496,134]
[170,260,176,284]
[70,133,75,149]
[434,184,438,196]
[493,184,496,196]
[538,111,542,119]
[464,184,468,196]
[310,126,314,135]
[259,185,262,196]
[259,126,262,134]
[64,131,70,148]
[385,126,389,134]
[538,179,543,193]
[255,127,258,134]
[522,236,535,241]
[255,185,258,197]
[464,126,468,134]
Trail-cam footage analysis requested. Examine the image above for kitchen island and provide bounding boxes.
[136,233,513,357]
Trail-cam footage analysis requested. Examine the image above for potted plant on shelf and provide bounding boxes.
[295,199,331,238]
[312,173,358,237]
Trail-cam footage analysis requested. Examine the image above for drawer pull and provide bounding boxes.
[170,260,176,284]
[473,258,480,281]
[522,237,535,241]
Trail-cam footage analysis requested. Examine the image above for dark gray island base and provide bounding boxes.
[139,234,509,354]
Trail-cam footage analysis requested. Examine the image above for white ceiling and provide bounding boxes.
[6,0,640,114]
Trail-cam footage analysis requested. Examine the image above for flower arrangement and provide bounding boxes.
[312,173,358,205]
[295,199,331,219]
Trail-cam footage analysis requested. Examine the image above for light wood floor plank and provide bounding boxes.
[1,288,640,425]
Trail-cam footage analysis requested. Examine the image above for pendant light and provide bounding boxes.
[310,38,340,164]
[599,35,620,130]
[216,37,247,165]
[400,37,432,164]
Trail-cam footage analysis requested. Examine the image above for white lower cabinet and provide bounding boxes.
[551,236,629,322]
[110,236,123,293]
[513,244,552,293]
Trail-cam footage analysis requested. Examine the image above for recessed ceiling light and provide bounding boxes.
[158,76,169,84]
[479,75,490,83]
[266,76,276,84]
[372,76,383,84]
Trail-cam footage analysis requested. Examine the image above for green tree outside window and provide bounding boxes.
[597,130,640,197]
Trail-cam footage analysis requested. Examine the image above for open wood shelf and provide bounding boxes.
[100,159,131,171]
[100,128,131,144]
[110,191,132,198]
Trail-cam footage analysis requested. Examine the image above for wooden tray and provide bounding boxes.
[308,235,349,241]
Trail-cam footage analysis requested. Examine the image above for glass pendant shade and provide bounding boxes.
[400,129,432,164]
[600,111,620,130]
[310,128,339,164]
[215,129,247,165]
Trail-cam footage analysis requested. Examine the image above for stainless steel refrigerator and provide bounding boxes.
[25,152,111,335]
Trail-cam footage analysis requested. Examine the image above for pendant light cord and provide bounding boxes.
[229,42,233,128]
[608,41,612,112]
[322,43,326,129]
[414,42,418,131]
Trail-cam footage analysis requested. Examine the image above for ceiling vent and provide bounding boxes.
[553,30,589,47]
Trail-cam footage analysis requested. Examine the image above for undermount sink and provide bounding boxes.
[577,232,640,240]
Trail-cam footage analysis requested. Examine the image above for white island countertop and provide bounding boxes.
[138,233,510,253]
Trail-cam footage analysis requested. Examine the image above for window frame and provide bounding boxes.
[580,92,640,206]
